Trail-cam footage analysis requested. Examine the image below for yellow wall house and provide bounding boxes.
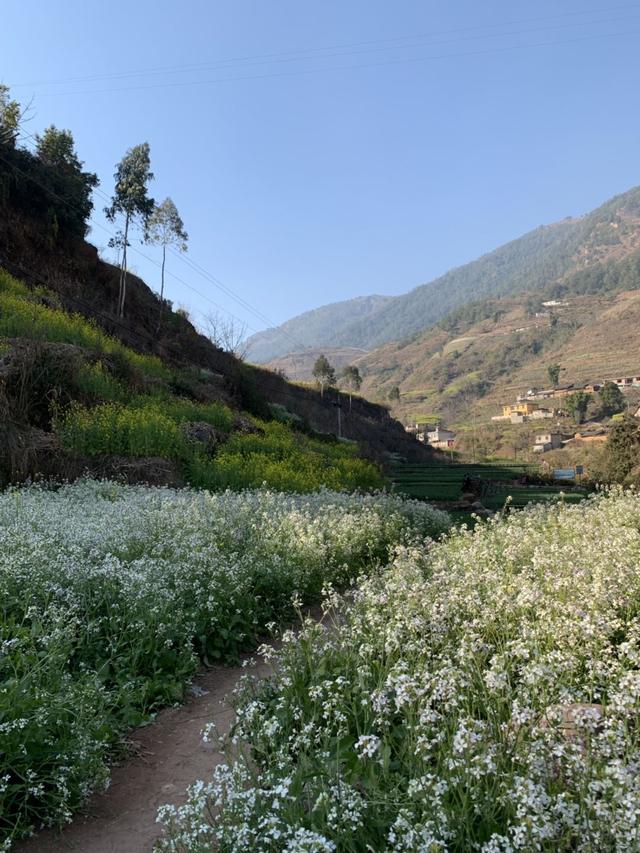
[502,402,539,417]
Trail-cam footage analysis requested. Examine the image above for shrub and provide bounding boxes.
[56,402,188,458]
[57,406,384,493]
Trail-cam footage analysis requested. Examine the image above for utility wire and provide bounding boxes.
[9,3,640,89]
[18,26,640,97]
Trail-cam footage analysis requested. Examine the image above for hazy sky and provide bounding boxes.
[3,1,640,335]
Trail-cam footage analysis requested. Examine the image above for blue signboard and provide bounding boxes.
[553,468,575,480]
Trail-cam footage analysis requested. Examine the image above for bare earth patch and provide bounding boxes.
[17,656,274,853]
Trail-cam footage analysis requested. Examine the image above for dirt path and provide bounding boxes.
[17,655,275,853]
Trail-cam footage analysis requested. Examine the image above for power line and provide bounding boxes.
[9,4,639,90]
[16,25,640,98]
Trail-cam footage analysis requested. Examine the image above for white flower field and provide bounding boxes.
[0,480,449,847]
[158,489,640,852]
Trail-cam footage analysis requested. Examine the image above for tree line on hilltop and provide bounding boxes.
[0,85,188,328]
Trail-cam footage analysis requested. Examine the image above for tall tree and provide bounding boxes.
[35,126,98,234]
[547,363,561,387]
[603,415,640,482]
[312,354,336,398]
[146,198,188,331]
[598,381,625,418]
[388,385,401,402]
[105,143,154,318]
[340,364,362,411]
[566,391,590,424]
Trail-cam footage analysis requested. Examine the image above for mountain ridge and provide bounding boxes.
[248,184,640,364]
[246,294,392,363]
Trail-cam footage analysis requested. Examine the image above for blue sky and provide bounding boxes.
[3,1,640,336]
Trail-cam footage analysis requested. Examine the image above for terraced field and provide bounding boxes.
[392,461,586,510]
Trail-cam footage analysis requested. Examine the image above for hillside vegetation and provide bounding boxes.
[359,287,640,431]
[255,184,640,364]
[245,295,392,363]
[0,269,383,492]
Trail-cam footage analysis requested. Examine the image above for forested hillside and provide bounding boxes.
[245,295,392,363]
[255,185,640,363]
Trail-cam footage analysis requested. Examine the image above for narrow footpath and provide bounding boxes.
[17,655,275,853]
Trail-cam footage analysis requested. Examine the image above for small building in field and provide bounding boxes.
[502,402,539,418]
[426,426,456,449]
[532,432,565,453]
[615,376,640,390]
[530,407,553,420]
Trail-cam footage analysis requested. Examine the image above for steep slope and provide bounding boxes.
[245,295,392,363]
[358,287,640,430]
[0,155,428,470]
[253,185,640,362]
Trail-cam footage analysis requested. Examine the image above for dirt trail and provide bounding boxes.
[17,656,274,853]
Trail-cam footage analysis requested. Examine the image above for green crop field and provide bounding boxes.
[392,461,586,510]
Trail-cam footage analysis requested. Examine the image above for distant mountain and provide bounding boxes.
[249,185,640,363]
[245,295,392,363]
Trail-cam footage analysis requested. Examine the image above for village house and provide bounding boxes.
[551,385,576,399]
[521,386,576,402]
[615,375,640,390]
[530,407,554,420]
[426,426,456,449]
[532,432,565,453]
[502,402,539,418]
[404,422,432,435]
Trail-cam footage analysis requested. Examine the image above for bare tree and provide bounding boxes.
[0,85,34,147]
[202,310,249,360]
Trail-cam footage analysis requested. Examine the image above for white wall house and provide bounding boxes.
[427,427,456,449]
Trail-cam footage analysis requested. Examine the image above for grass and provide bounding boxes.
[0,268,169,379]
[2,267,382,494]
